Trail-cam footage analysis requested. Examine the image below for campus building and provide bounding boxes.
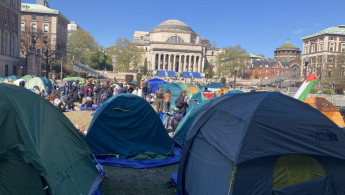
[250,39,301,79]
[301,25,345,80]
[132,19,219,76]
[0,0,21,77]
[20,0,69,76]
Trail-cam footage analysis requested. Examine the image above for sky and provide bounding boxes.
[23,0,345,58]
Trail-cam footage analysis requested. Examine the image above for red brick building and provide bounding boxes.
[21,0,69,55]
[250,60,291,80]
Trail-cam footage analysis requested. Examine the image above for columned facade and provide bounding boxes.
[133,20,219,76]
[150,52,203,73]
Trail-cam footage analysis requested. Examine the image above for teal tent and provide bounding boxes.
[6,75,19,82]
[160,83,183,110]
[0,84,101,195]
[188,91,207,112]
[86,94,174,159]
[174,99,211,146]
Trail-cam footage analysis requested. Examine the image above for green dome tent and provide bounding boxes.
[63,77,85,84]
[21,75,36,82]
[177,83,192,97]
[25,77,49,96]
[86,94,173,159]
[187,83,200,95]
[0,84,101,195]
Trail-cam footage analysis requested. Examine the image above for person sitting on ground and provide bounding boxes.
[171,111,182,131]
[66,96,75,110]
[53,94,66,112]
[85,96,93,110]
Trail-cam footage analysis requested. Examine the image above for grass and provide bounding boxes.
[63,108,178,195]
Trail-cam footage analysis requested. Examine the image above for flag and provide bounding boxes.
[294,74,318,100]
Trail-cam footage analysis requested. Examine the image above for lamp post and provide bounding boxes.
[234,66,239,90]
[43,37,49,78]
[304,56,309,79]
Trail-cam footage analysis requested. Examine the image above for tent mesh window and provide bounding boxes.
[272,154,328,190]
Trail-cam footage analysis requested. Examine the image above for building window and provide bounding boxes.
[319,43,323,52]
[330,42,334,51]
[31,23,37,32]
[44,15,48,21]
[273,70,275,74]
[330,37,334,40]
[5,13,9,25]
[342,43,345,52]
[13,66,17,76]
[166,36,184,43]
[265,70,268,74]
[304,47,308,54]
[328,56,333,62]
[5,65,9,76]
[44,24,49,33]
[311,44,315,53]
[5,0,9,4]
[21,22,25,31]
[3,31,8,55]
[12,17,16,29]
[32,14,36,20]
[11,35,16,56]
[13,0,17,9]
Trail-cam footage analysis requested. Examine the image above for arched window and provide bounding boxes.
[166,36,184,43]
[3,31,8,55]
[11,34,16,57]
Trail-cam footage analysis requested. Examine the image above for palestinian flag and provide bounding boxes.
[294,74,318,100]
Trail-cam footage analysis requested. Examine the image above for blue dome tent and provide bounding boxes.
[178,92,345,195]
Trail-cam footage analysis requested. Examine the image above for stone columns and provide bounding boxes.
[168,54,171,71]
[158,54,161,70]
[173,55,176,72]
[198,56,202,73]
[179,56,183,73]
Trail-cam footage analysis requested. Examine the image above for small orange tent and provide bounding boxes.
[304,97,345,127]
[218,88,230,96]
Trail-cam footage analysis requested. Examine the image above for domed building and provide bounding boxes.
[274,38,301,61]
[133,19,218,76]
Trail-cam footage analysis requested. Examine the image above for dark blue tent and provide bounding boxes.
[178,92,345,195]
[146,78,167,94]
[182,72,191,78]
[86,94,173,159]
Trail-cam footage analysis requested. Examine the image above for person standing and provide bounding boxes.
[164,89,171,113]
[142,83,147,100]
[156,87,164,114]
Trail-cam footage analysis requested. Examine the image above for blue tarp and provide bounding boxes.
[192,72,201,78]
[147,78,167,94]
[225,90,244,95]
[168,71,176,77]
[182,72,191,78]
[157,70,166,77]
[92,145,182,168]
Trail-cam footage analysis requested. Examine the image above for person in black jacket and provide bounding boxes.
[175,90,188,116]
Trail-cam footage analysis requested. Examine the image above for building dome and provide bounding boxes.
[152,19,194,32]
[278,38,297,49]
